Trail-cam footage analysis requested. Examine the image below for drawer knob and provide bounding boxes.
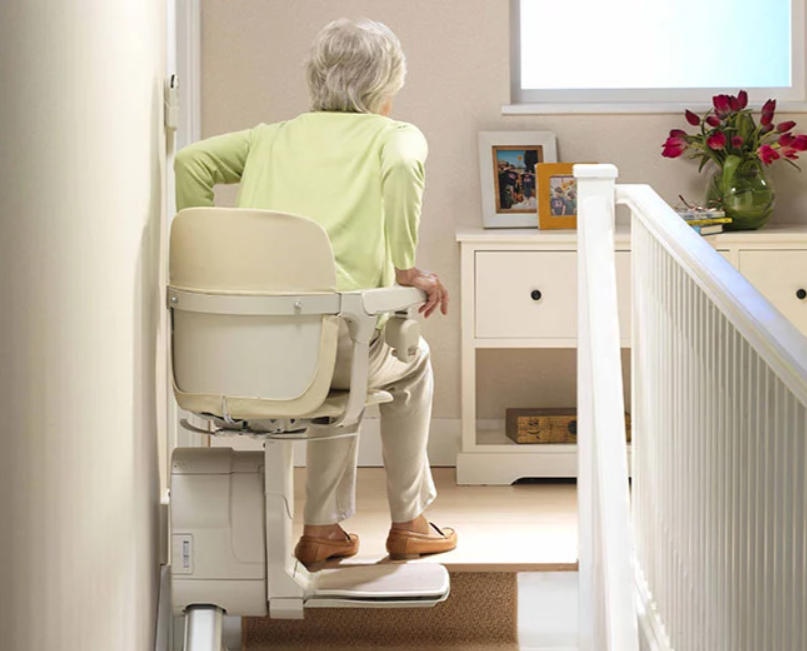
[797,289,807,300]
[530,289,542,301]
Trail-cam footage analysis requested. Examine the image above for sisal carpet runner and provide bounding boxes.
[244,572,518,650]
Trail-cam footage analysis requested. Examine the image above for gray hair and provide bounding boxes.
[306,18,407,114]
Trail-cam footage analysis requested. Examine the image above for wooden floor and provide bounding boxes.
[292,468,578,572]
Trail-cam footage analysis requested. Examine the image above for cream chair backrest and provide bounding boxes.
[169,207,340,419]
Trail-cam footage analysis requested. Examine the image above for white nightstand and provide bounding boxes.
[456,224,807,485]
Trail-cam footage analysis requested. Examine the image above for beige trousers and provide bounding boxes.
[303,324,437,525]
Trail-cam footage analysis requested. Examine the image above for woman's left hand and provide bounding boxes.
[395,267,449,318]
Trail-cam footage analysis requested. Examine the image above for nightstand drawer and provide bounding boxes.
[475,251,631,339]
[739,250,807,337]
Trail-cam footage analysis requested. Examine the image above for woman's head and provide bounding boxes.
[306,18,406,115]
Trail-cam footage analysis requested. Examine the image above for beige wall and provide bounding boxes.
[201,0,807,419]
[0,1,164,648]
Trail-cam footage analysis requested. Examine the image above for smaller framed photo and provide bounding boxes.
[478,131,557,228]
[537,163,579,230]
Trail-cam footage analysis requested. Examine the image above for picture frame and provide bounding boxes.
[478,131,557,228]
[537,162,578,230]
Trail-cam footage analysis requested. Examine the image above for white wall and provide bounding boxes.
[0,2,165,649]
[199,0,807,420]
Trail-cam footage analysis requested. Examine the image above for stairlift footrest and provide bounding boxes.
[305,563,451,608]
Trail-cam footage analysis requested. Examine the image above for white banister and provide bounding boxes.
[576,164,640,651]
[624,184,807,651]
[576,164,807,651]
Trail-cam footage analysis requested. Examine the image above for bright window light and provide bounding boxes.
[511,0,806,107]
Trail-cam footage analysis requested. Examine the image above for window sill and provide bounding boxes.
[502,102,807,116]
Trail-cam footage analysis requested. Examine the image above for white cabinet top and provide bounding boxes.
[456,224,630,244]
[457,223,807,245]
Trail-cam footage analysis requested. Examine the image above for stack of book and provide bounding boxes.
[676,206,732,235]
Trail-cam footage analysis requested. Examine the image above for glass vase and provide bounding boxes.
[706,156,775,231]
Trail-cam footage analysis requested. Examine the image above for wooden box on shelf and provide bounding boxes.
[505,408,632,444]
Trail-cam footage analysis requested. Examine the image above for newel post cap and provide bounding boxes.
[573,164,619,180]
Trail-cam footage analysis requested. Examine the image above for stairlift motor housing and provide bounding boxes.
[171,448,268,616]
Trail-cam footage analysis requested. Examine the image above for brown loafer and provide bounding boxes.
[386,522,457,560]
[294,532,359,568]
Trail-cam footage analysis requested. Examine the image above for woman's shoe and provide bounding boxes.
[386,522,457,560]
[294,531,360,569]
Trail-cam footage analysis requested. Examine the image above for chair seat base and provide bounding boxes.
[304,562,450,608]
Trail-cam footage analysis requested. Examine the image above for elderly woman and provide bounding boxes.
[175,18,456,566]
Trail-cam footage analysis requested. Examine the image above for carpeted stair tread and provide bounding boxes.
[244,572,517,650]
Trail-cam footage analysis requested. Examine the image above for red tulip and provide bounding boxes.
[707,131,727,150]
[731,136,744,148]
[779,132,795,147]
[761,99,777,125]
[758,144,780,165]
[792,135,807,151]
[669,129,688,138]
[706,115,721,127]
[760,122,775,134]
[662,136,687,158]
[729,95,741,112]
[737,90,749,109]
[777,120,796,133]
[781,147,800,161]
[685,110,701,126]
[713,94,732,116]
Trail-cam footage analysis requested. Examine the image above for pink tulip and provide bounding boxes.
[669,129,688,138]
[685,110,701,126]
[731,136,744,148]
[662,136,687,158]
[712,94,732,116]
[792,135,807,151]
[758,144,780,165]
[777,120,797,133]
[738,90,749,109]
[707,131,727,150]
[706,116,721,127]
[779,132,795,147]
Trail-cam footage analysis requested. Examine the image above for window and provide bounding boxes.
[510,0,807,111]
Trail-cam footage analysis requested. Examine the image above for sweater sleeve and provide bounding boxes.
[174,128,253,211]
[380,123,428,270]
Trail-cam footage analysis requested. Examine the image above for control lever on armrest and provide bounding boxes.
[385,314,421,363]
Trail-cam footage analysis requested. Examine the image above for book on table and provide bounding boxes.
[691,223,724,235]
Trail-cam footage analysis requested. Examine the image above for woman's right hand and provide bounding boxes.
[395,267,449,318]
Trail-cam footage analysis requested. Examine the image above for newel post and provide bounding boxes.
[575,164,618,651]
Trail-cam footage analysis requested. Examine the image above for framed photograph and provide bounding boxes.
[537,162,578,230]
[478,131,557,228]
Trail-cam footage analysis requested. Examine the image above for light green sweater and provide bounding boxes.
[175,111,428,292]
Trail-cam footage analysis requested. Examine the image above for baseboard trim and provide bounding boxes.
[636,568,672,651]
[155,565,172,651]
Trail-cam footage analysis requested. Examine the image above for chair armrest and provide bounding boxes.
[333,286,426,430]
[343,286,427,316]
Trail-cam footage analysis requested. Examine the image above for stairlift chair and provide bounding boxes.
[167,207,450,651]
